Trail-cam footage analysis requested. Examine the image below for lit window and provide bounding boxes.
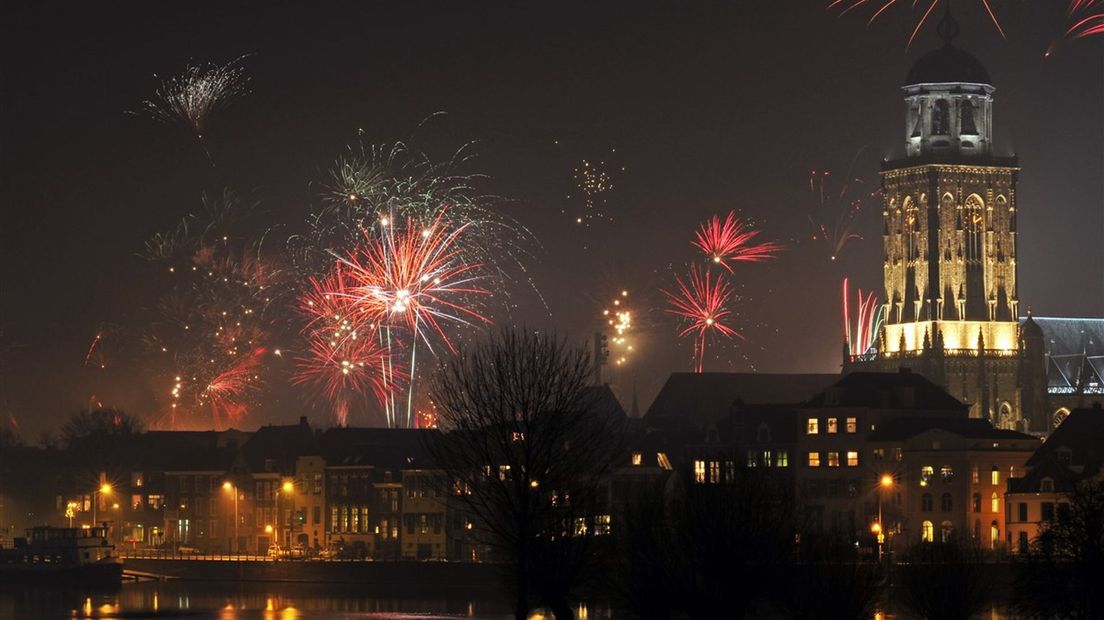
[807,452,821,467]
[940,466,954,483]
[807,418,819,434]
[147,494,163,510]
[972,466,979,484]
[826,418,838,434]
[631,452,642,466]
[894,448,903,462]
[708,461,720,484]
[747,451,757,467]
[657,453,672,470]
[512,431,525,442]
[920,466,934,486]
[693,460,706,484]
[762,450,773,468]
[847,451,859,467]
[574,517,588,537]
[873,448,885,460]
[724,461,735,483]
[921,520,934,542]
[131,472,144,488]
[991,466,1000,486]
[595,515,611,536]
[775,450,789,467]
[827,452,840,468]
[499,465,511,481]
[846,417,857,433]
[991,492,1000,513]
[972,493,981,513]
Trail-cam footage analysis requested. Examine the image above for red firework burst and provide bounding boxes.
[662,265,743,373]
[829,0,1006,48]
[294,271,395,426]
[337,210,491,352]
[203,346,265,428]
[692,211,781,272]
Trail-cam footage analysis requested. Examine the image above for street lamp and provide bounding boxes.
[223,481,238,555]
[278,481,294,548]
[876,474,893,560]
[92,483,112,527]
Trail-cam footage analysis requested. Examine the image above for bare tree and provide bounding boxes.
[428,329,622,620]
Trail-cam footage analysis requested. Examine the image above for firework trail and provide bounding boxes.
[138,57,251,160]
[662,265,742,373]
[297,209,490,427]
[842,277,885,357]
[829,0,1005,48]
[83,331,105,368]
[693,211,782,272]
[807,150,880,261]
[144,191,288,429]
[288,134,534,426]
[1048,1,1104,55]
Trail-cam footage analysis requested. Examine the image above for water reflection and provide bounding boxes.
[0,583,1016,619]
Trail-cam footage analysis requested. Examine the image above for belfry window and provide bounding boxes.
[964,195,985,262]
[960,99,978,135]
[932,100,950,135]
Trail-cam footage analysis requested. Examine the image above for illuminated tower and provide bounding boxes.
[862,10,1025,427]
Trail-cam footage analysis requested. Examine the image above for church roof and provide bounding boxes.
[904,6,991,86]
[1021,317,1104,393]
[906,45,991,86]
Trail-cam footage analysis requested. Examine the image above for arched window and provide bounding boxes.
[972,493,981,513]
[999,402,1013,427]
[991,492,1000,513]
[941,493,953,512]
[903,196,921,261]
[960,99,978,135]
[932,100,950,134]
[755,422,771,444]
[922,520,935,543]
[990,521,1000,548]
[964,194,985,262]
[1053,408,1070,428]
[941,520,955,543]
[921,493,933,512]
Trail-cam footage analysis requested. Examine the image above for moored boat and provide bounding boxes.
[0,525,123,586]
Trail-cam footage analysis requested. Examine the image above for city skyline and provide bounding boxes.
[2,2,1102,437]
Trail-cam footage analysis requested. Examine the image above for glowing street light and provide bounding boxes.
[92,483,112,526]
[876,474,894,560]
[223,481,239,555]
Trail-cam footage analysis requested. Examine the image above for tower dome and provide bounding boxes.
[905,8,991,86]
[899,7,995,159]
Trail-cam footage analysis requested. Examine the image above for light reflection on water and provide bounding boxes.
[0,583,1016,619]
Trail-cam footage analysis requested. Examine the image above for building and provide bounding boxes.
[842,10,1103,435]
[1006,403,1104,553]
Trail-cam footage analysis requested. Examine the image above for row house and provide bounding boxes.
[1006,404,1104,553]
[868,417,1038,552]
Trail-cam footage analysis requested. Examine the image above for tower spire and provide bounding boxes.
[936,0,960,46]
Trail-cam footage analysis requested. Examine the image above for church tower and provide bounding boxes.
[862,9,1025,426]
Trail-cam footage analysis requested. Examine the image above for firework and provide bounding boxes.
[829,0,1005,47]
[662,266,742,373]
[807,150,880,261]
[1048,0,1104,54]
[144,192,287,429]
[842,277,884,357]
[601,289,635,367]
[138,57,251,159]
[692,211,781,271]
[565,150,625,227]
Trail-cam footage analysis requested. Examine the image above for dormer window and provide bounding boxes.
[1040,478,1054,493]
[1056,447,1072,466]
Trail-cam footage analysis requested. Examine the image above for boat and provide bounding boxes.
[0,525,123,585]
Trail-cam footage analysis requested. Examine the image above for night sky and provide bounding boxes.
[2,1,1101,437]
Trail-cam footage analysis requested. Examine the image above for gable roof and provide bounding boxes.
[1023,317,1104,393]
[1027,404,1104,469]
[804,370,966,412]
[868,416,1036,444]
[644,373,836,428]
